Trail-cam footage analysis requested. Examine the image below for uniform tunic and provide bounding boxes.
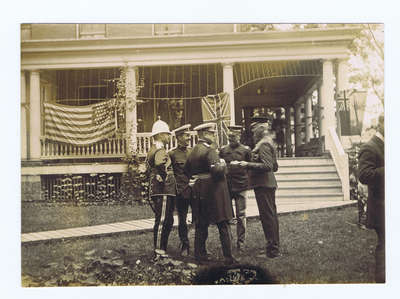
[220,143,251,193]
[184,140,233,224]
[169,146,191,197]
[247,137,278,189]
[147,142,176,197]
[184,139,234,260]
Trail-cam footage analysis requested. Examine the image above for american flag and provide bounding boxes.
[201,92,231,147]
[44,99,116,145]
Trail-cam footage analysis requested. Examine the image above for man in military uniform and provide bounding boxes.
[169,124,192,256]
[146,118,176,258]
[184,123,236,264]
[219,125,251,252]
[237,117,281,258]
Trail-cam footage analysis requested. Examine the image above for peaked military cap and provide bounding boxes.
[228,125,243,131]
[172,124,191,136]
[193,122,216,132]
[228,125,243,134]
[251,111,273,123]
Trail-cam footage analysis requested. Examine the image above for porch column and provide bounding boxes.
[320,60,336,139]
[223,62,235,125]
[317,83,322,138]
[125,65,138,154]
[305,95,313,143]
[336,59,349,137]
[29,70,41,160]
[337,59,349,94]
[21,71,28,160]
[285,106,292,157]
[294,101,302,154]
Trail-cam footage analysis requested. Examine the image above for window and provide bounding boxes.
[237,24,274,32]
[79,24,106,39]
[153,24,184,36]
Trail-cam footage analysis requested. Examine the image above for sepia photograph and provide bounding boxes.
[18,21,387,288]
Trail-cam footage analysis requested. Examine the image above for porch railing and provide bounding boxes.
[40,137,127,159]
[41,131,198,160]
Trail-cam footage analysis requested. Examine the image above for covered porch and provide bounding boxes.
[23,58,348,160]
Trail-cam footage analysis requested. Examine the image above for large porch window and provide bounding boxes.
[54,68,119,105]
[137,64,223,132]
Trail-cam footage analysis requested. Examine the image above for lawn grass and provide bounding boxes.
[21,201,154,233]
[21,204,377,285]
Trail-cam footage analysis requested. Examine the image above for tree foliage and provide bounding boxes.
[273,24,384,106]
[348,24,384,105]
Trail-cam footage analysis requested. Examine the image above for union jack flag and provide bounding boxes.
[201,92,231,147]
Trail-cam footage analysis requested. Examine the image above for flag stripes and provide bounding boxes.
[44,100,116,145]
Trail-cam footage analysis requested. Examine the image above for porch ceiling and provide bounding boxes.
[236,75,320,108]
[234,60,322,108]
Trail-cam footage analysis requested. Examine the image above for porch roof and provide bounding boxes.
[21,26,361,70]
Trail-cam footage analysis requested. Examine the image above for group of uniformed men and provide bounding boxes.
[146,114,280,264]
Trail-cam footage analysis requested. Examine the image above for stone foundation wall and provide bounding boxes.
[21,175,42,201]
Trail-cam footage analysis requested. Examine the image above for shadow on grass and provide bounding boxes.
[192,263,278,285]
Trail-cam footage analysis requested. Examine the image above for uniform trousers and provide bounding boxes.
[152,195,175,251]
[375,226,385,283]
[176,194,192,248]
[231,190,247,247]
[194,219,233,259]
[253,187,280,253]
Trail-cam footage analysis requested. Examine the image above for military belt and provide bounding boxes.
[192,173,212,180]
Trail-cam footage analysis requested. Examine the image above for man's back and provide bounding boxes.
[358,135,384,229]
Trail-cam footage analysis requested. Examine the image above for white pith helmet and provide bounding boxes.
[151,116,171,137]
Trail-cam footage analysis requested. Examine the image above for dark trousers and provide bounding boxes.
[231,190,247,247]
[254,187,280,253]
[152,195,175,251]
[176,194,192,247]
[375,226,385,283]
[194,218,233,259]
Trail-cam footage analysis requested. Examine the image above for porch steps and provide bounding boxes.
[274,157,344,202]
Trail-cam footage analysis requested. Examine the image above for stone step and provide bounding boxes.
[276,171,339,180]
[276,186,342,196]
[277,178,341,187]
[277,158,334,167]
[247,190,344,201]
[275,195,345,202]
[277,165,337,173]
